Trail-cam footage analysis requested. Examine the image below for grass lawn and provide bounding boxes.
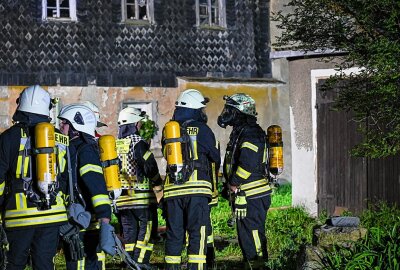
[26,184,296,270]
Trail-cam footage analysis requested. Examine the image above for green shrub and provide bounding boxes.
[317,202,400,270]
[271,184,292,208]
[139,116,158,141]
[266,206,317,270]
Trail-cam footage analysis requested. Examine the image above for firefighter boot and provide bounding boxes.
[206,246,216,269]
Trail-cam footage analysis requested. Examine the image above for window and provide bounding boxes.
[42,0,77,21]
[196,0,226,27]
[123,101,160,149]
[121,0,154,23]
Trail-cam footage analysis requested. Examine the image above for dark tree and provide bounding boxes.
[274,0,400,158]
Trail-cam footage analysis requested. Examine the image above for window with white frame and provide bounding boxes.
[196,0,226,27]
[42,0,77,21]
[121,0,154,23]
[123,101,160,149]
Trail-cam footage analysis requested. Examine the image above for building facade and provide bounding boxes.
[0,0,292,183]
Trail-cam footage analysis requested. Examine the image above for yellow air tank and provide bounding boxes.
[99,135,122,199]
[267,125,284,176]
[164,121,184,181]
[35,122,57,209]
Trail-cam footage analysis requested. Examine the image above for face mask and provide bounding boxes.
[118,123,138,139]
[217,105,236,128]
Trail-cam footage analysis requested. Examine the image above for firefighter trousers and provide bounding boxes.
[236,195,271,266]
[165,196,210,270]
[6,225,60,270]
[206,206,216,267]
[119,205,157,264]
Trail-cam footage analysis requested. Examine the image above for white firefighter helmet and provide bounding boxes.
[118,107,144,126]
[224,93,257,116]
[58,103,97,136]
[82,101,107,127]
[17,85,52,116]
[175,89,208,109]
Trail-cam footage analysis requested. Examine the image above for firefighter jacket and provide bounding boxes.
[209,160,220,207]
[69,136,111,226]
[0,122,68,230]
[223,123,271,199]
[162,110,221,201]
[116,134,162,209]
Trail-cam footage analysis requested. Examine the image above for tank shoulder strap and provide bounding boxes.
[129,134,145,159]
[66,141,90,207]
[17,126,32,182]
[181,119,195,128]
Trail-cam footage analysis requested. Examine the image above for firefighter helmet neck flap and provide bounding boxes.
[217,93,257,128]
[58,104,97,137]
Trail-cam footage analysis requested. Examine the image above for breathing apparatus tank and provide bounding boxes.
[35,122,57,209]
[98,135,122,200]
[164,120,185,184]
[267,125,284,176]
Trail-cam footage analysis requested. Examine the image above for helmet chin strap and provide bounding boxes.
[68,125,80,139]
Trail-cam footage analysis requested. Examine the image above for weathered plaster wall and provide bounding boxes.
[270,0,290,49]
[289,58,339,215]
[0,79,291,182]
[180,79,291,183]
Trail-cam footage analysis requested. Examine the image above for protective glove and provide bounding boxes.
[234,189,247,220]
[60,223,85,261]
[66,234,85,261]
[99,221,117,256]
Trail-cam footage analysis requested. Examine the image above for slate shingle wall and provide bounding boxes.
[0,0,271,87]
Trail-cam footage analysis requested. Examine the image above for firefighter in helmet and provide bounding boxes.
[218,93,272,270]
[0,85,68,269]
[162,89,221,270]
[115,107,162,269]
[58,103,114,270]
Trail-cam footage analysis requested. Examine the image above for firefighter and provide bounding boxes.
[0,85,68,270]
[115,107,162,269]
[218,93,272,270]
[162,89,221,270]
[58,103,114,270]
